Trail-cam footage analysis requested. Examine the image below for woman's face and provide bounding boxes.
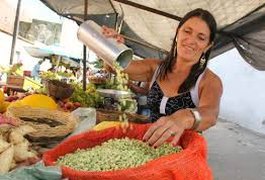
[176,17,211,63]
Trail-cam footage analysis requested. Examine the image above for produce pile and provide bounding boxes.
[87,69,109,84]
[40,71,73,80]
[0,89,77,174]
[57,137,182,171]
[0,117,39,174]
[69,83,103,108]
[0,59,147,175]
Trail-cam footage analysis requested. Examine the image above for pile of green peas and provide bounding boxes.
[57,137,182,171]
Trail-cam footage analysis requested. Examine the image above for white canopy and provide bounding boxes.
[40,0,265,70]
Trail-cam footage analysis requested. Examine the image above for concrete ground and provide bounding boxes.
[204,119,265,180]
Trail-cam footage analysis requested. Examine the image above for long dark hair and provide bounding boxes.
[157,8,217,93]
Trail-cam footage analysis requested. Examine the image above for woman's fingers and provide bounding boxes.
[143,116,185,147]
[102,26,117,37]
[152,129,173,148]
[145,125,170,146]
[102,26,124,43]
[143,117,172,146]
[103,30,115,38]
[142,117,167,142]
[142,123,159,142]
[116,35,125,43]
[170,129,184,146]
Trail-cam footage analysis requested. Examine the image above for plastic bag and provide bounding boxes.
[0,161,61,180]
[69,107,96,136]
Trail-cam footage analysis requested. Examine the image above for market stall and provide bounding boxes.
[1,0,265,179]
[0,48,213,179]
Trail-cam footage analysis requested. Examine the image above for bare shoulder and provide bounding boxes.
[204,68,222,83]
[201,68,223,92]
[198,68,223,109]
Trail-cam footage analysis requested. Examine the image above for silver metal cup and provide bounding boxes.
[77,20,133,69]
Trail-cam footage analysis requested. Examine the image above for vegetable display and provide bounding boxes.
[57,137,182,171]
[70,83,103,108]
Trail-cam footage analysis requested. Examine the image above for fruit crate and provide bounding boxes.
[6,75,25,88]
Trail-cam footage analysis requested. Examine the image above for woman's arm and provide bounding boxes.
[172,69,223,131]
[192,70,223,130]
[128,81,150,95]
[143,69,223,147]
[124,59,160,82]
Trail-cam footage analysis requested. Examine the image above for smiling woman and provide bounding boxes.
[176,17,211,63]
[103,8,223,148]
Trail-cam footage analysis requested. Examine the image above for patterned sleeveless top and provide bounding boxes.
[147,68,205,122]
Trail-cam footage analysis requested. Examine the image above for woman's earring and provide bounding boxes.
[200,54,206,68]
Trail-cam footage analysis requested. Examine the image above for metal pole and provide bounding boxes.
[113,0,182,21]
[82,0,88,91]
[10,0,22,65]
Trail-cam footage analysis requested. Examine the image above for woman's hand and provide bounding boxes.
[103,62,115,74]
[143,116,187,147]
[102,25,125,43]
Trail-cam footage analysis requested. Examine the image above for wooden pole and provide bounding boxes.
[113,0,182,21]
[10,0,22,65]
[82,0,88,91]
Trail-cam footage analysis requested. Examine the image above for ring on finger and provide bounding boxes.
[168,129,176,136]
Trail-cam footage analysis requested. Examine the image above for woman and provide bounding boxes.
[103,8,223,147]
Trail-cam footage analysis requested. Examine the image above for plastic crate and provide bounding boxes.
[6,75,25,88]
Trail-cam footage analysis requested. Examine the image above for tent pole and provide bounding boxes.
[108,0,118,29]
[10,0,22,65]
[82,0,88,91]
[113,0,181,21]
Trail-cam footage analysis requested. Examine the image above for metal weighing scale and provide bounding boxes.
[96,89,136,111]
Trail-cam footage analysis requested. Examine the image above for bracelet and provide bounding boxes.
[189,108,202,131]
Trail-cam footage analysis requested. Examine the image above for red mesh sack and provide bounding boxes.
[43,123,213,180]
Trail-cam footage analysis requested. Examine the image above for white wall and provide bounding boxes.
[0,31,39,70]
[60,19,82,58]
[209,48,265,134]
[0,0,63,71]
[60,18,99,63]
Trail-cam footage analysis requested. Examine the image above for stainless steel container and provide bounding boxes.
[97,89,134,100]
[77,20,133,69]
[96,89,137,112]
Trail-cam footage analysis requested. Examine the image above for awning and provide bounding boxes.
[24,44,81,67]
[39,0,265,70]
